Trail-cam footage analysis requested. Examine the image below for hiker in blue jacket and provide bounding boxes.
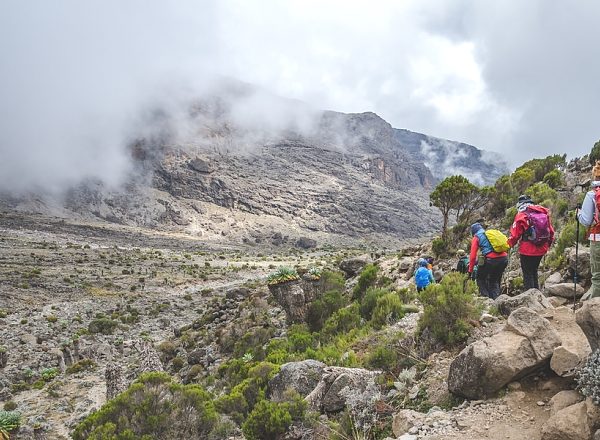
[414,258,434,292]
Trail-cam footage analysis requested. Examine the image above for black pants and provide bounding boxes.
[520,254,543,290]
[477,256,508,300]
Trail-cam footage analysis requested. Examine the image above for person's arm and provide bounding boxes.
[508,213,527,248]
[428,269,435,283]
[468,236,479,273]
[578,191,596,227]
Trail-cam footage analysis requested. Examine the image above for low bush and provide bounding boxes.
[267,267,300,285]
[88,318,118,335]
[352,264,378,301]
[0,410,20,438]
[359,288,388,320]
[72,372,218,440]
[306,290,347,332]
[322,303,362,340]
[577,349,600,405]
[370,293,405,329]
[417,272,480,346]
[241,390,306,440]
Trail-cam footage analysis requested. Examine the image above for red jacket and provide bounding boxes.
[508,205,555,256]
[468,235,508,273]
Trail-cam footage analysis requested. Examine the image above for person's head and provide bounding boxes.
[470,222,483,236]
[517,194,533,212]
[457,249,466,257]
[593,160,600,182]
[418,258,428,267]
[427,257,434,265]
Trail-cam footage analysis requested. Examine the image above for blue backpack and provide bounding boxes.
[474,230,494,255]
[415,267,431,288]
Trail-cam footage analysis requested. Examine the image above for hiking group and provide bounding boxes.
[414,195,555,299]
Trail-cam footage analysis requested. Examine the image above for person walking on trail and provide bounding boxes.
[577,161,600,298]
[468,222,508,299]
[414,258,434,292]
[508,195,555,290]
[456,249,469,274]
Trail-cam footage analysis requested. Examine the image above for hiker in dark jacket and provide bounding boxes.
[468,222,508,299]
[508,195,555,290]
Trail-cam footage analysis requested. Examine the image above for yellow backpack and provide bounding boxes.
[484,229,510,253]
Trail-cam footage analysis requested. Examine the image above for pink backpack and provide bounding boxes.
[525,207,551,245]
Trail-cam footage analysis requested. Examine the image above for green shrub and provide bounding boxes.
[431,237,450,257]
[66,359,97,375]
[352,264,378,300]
[417,272,480,346]
[233,327,274,360]
[287,325,316,353]
[40,367,58,382]
[267,267,300,285]
[543,169,563,188]
[546,219,587,270]
[215,389,248,423]
[88,318,118,335]
[2,402,17,412]
[322,303,362,339]
[72,372,217,440]
[306,290,347,332]
[366,344,399,371]
[242,399,291,440]
[359,288,388,320]
[370,293,405,329]
[320,270,345,292]
[0,411,20,437]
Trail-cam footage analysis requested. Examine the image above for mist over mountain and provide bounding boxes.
[0,84,507,247]
[395,129,509,186]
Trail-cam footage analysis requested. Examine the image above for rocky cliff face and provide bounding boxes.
[0,95,506,248]
[395,128,509,185]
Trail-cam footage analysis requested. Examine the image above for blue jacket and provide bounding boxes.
[415,267,434,288]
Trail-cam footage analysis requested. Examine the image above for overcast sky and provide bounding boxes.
[1,0,599,191]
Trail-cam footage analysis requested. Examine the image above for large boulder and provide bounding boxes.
[505,307,562,361]
[267,360,326,401]
[576,297,600,351]
[545,307,592,377]
[448,307,560,399]
[305,366,380,413]
[568,246,591,283]
[549,390,583,416]
[545,283,585,299]
[542,399,600,440]
[268,280,310,323]
[448,331,539,399]
[339,255,372,278]
[495,289,553,317]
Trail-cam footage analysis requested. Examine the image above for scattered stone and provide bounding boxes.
[575,297,600,351]
[338,255,372,277]
[549,390,583,416]
[544,283,585,299]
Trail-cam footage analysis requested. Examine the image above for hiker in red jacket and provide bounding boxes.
[508,195,555,290]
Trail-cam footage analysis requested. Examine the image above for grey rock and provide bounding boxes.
[575,297,600,351]
[544,283,585,299]
[495,289,552,317]
[267,360,326,401]
[339,255,372,277]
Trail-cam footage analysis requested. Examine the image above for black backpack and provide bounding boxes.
[456,256,469,274]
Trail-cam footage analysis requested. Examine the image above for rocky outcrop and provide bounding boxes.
[545,307,592,377]
[495,289,552,317]
[576,297,600,351]
[268,280,311,323]
[541,398,600,440]
[305,366,381,413]
[448,307,560,399]
[339,255,372,277]
[267,360,326,401]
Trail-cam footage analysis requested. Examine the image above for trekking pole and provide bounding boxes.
[574,204,581,310]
